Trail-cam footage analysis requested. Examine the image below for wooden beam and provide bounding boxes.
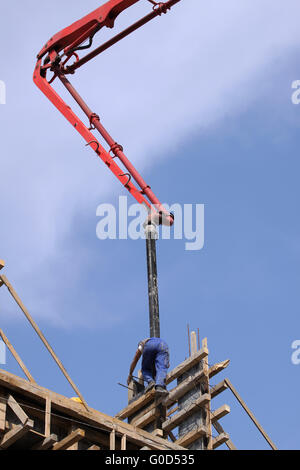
[0,329,36,383]
[128,379,134,403]
[110,429,116,450]
[7,394,29,425]
[138,370,144,387]
[166,347,208,385]
[165,361,230,409]
[0,388,6,433]
[167,405,178,417]
[211,405,230,423]
[212,432,230,449]
[132,407,157,429]
[163,393,210,433]
[0,420,33,449]
[190,331,197,355]
[165,369,206,407]
[152,429,163,437]
[209,360,230,379]
[0,275,89,411]
[52,428,85,451]
[0,369,185,451]
[116,388,157,420]
[210,380,228,399]
[129,401,157,426]
[121,434,127,450]
[202,337,212,450]
[168,430,176,442]
[85,429,110,448]
[32,434,58,450]
[117,358,224,422]
[45,396,51,437]
[212,421,237,450]
[175,425,206,448]
[224,379,277,450]
[88,444,101,450]
[67,424,80,450]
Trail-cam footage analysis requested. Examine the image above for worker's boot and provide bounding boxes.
[145,380,155,393]
[155,385,168,396]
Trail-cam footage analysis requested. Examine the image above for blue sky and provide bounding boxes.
[1,0,300,450]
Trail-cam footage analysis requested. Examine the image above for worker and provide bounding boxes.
[127,338,170,395]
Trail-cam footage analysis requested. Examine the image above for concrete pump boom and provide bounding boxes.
[33,0,182,226]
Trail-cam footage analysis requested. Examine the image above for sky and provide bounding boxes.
[0,0,300,450]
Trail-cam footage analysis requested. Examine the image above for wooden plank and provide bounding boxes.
[0,275,89,411]
[116,388,157,420]
[0,388,6,432]
[224,379,277,450]
[129,401,157,426]
[175,425,206,448]
[0,369,185,451]
[117,358,225,423]
[165,361,230,409]
[0,329,36,383]
[187,324,191,356]
[209,360,230,379]
[7,394,29,425]
[52,428,85,451]
[32,434,58,450]
[128,379,134,403]
[110,429,115,450]
[67,442,79,450]
[0,420,33,449]
[88,444,100,450]
[211,405,230,423]
[121,434,127,450]
[67,425,80,450]
[155,400,167,433]
[45,396,51,437]
[212,432,230,449]
[202,337,212,450]
[138,370,144,387]
[127,371,144,408]
[190,331,197,355]
[85,429,110,448]
[163,393,210,433]
[166,347,208,385]
[132,407,157,429]
[212,421,237,450]
[165,369,205,407]
[210,380,228,399]
[167,405,178,417]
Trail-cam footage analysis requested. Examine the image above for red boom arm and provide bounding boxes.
[34,0,182,225]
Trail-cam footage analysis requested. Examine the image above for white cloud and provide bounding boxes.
[0,0,300,326]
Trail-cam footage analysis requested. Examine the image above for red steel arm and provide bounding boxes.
[33,0,182,226]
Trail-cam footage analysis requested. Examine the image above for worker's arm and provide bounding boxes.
[127,349,142,385]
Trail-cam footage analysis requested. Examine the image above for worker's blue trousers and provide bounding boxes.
[141,338,170,387]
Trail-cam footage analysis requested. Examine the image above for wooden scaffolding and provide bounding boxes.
[116,333,234,450]
[0,336,232,451]
[0,263,277,451]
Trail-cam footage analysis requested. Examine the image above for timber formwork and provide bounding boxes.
[0,334,234,451]
[117,333,232,450]
[0,266,277,451]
